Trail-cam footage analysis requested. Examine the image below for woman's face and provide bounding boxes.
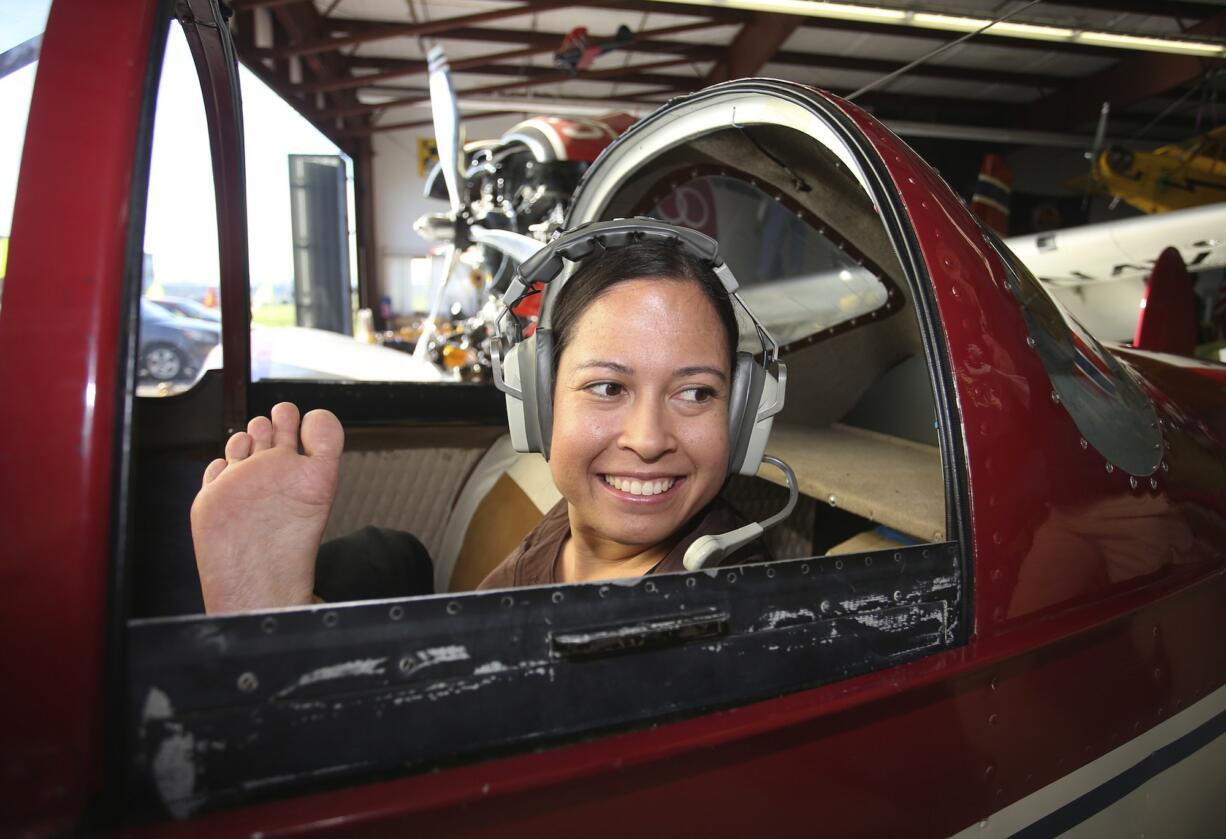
[550,278,732,553]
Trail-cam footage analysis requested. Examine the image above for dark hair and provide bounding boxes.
[549,239,739,385]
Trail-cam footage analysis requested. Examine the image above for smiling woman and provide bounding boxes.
[486,232,769,588]
[192,221,779,612]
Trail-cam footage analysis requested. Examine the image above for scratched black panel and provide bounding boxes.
[125,543,960,821]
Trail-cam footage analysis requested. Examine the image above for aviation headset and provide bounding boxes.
[491,218,787,477]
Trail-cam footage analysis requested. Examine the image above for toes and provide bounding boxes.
[202,458,227,487]
[224,431,252,464]
[270,402,301,450]
[247,415,273,452]
[301,409,345,460]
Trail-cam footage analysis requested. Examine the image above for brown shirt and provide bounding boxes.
[477,497,771,590]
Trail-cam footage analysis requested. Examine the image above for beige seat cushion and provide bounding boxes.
[448,473,545,591]
[435,435,562,592]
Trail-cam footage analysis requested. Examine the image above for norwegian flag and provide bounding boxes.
[971,153,1012,237]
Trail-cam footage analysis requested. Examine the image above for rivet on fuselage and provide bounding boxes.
[1079,438,1088,450]
[1051,390,1061,404]
[1130,476,1138,489]
[1025,336,1036,348]
[1106,463,1114,474]
[1150,477,1158,489]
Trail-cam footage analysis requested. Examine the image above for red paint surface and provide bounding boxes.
[1134,247,1197,356]
[4,20,1226,834]
[0,0,160,832]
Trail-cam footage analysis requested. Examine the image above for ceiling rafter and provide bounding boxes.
[770,50,1066,89]
[1024,9,1226,131]
[707,12,800,84]
[328,21,1073,90]
[232,8,352,152]
[316,58,700,119]
[1044,0,1219,20]
[452,0,1167,57]
[263,0,582,59]
[227,0,1221,151]
[288,20,721,95]
[345,110,527,137]
[235,1,370,148]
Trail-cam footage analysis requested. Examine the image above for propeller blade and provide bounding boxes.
[1082,101,1110,213]
[1089,101,1110,165]
[427,45,465,215]
[468,226,544,264]
[413,245,462,362]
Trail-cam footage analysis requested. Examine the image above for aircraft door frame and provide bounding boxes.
[566,79,975,638]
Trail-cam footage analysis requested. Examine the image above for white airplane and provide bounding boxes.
[1005,202,1226,342]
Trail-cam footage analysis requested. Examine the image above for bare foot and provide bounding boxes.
[191,402,344,613]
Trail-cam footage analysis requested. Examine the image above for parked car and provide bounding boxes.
[138,297,219,382]
[147,294,221,323]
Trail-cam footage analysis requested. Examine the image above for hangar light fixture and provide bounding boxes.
[649,0,1226,57]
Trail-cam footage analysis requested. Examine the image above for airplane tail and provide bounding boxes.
[1134,247,1196,356]
[970,153,1012,236]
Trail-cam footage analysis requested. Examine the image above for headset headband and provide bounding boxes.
[491,217,785,476]
[499,218,777,362]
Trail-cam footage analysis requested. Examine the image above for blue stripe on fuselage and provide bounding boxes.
[1008,707,1226,838]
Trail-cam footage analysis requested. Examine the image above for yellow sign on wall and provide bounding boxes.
[418,138,439,178]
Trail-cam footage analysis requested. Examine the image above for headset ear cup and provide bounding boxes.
[727,352,763,474]
[514,333,544,454]
[500,340,531,452]
[534,329,555,459]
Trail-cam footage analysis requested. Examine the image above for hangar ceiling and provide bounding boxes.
[229,0,1225,156]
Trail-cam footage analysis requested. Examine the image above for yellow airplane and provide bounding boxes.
[1091,124,1226,214]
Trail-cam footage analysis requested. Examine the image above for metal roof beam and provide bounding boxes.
[1023,10,1226,131]
[771,50,1066,89]
[316,59,699,119]
[1041,0,1218,20]
[706,12,802,84]
[797,17,1128,59]
[321,19,725,58]
[264,0,578,59]
[290,20,722,94]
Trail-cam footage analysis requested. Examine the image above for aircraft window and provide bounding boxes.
[137,23,221,397]
[647,174,894,349]
[0,0,52,313]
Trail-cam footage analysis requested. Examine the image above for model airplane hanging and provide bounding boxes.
[1085,124,1226,214]
[553,24,635,73]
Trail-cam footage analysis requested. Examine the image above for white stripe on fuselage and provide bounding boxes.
[949,683,1226,838]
